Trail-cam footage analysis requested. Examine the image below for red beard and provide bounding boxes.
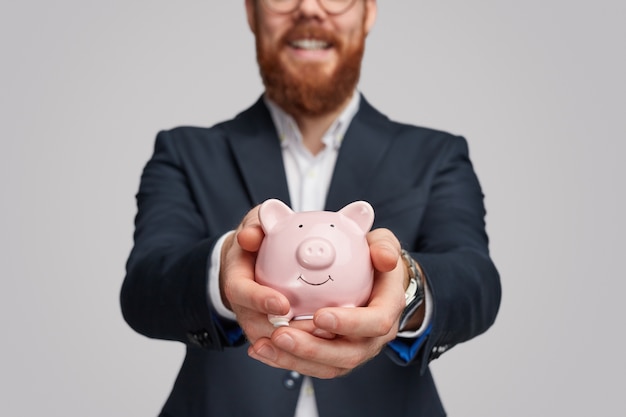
[256,22,365,117]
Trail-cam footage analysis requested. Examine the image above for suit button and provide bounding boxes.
[187,330,213,348]
[430,344,450,360]
[283,371,301,389]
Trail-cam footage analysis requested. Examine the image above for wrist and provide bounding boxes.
[219,232,237,311]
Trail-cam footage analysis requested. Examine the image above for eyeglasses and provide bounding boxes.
[261,0,358,16]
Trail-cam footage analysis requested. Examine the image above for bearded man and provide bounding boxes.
[121,1,501,416]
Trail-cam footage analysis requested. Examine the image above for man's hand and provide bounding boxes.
[247,228,407,379]
[219,205,292,344]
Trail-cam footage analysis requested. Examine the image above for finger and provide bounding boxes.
[313,264,405,338]
[248,331,353,379]
[237,206,265,252]
[232,307,277,344]
[250,327,386,377]
[312,305,399,339]
[367,228,401,272]
[289,319,337,340]
[222,231,290,316]
[237,224,264,252]
[226,276,290,317]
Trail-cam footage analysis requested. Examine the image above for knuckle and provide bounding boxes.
[222,279,237,304]
[300,344,318,360]
[376,316,395,335]
[318,367,343,379]
[344,355,362,370]
[344,346,371,369]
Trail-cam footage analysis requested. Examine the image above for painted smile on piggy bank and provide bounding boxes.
[297,274,334,286]
[255,199,375,327]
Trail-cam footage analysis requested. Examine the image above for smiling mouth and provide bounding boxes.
[289,39,331,50]
[298,274,334,286]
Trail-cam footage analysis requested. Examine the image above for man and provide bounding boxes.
[121,0,501,416]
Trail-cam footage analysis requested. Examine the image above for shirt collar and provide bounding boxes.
[264,91,361,151]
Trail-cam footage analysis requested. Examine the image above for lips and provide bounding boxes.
[284,23,338,52]
[289,39,331,50]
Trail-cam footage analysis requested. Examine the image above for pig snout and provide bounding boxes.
[296,237,336,270]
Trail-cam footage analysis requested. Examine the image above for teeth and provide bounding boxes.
[291,39,329,50]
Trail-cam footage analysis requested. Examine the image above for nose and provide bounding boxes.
[296,237,336,269]
[296,0,327,18]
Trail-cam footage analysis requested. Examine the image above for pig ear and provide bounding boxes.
[338,201,375,234]
[258,199,294,233]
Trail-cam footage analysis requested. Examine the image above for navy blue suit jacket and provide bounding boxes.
[121,96,501,417]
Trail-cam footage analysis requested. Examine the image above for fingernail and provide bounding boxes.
[275,333,295,350]
[316,312,337,331]
[255,344,277,361]
[313,328,336,340]
[265,298,282,314]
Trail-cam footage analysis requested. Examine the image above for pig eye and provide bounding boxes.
[298,224,303,228]
[330,224,335,228]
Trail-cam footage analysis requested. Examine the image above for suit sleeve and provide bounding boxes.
[388,135,501,371]
[120,130,238,350]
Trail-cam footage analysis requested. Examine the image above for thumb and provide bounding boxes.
[367,228,401,272]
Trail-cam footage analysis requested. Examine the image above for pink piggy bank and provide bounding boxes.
[255,199,375,327]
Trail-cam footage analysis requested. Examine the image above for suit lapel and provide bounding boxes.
[325,96,400,211]
[223,98,291,207]
[224,96,399,211]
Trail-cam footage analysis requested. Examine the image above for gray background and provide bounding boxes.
[1,1,624,416]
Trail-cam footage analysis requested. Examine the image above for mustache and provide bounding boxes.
[282,23,341,46]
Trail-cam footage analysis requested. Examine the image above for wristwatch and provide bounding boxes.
[399,249,425,331]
